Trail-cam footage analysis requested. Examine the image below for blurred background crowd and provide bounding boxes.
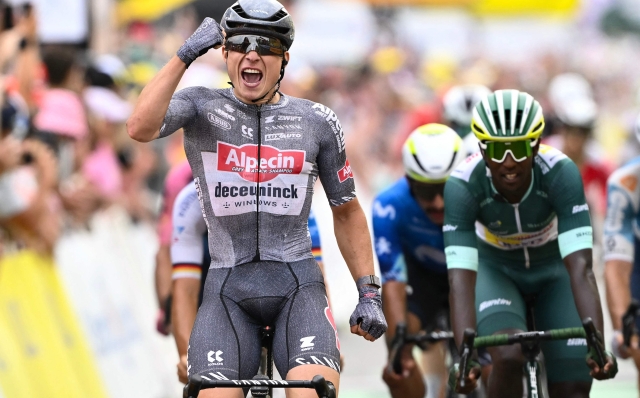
[2,0,640,396]
[3,0,640,256]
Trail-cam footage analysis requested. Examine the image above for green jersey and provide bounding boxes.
[444,144,593,270]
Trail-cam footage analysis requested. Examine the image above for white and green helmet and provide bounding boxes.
[402,123,465,183]
[471,89,545,142]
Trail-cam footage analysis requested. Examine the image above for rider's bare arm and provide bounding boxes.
[127,56,187,142]
[564,249,605,337]
[331,198,376,281]
[604,259,633,331]
[382,281,408,345]
[172,277,200,358]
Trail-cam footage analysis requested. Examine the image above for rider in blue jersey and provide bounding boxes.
[604,114,640,394]
[376,124,466,398]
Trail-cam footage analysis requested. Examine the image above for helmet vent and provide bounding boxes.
[515,110,524,131]
[233,4,289,22]
[412,154,428,173]
[492,110,502,133]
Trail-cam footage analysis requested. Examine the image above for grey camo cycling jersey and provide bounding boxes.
[159,87,355,268]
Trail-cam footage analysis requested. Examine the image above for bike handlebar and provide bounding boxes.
[388,322,454,375]
[454,317,605,390]
[183,374,336,398]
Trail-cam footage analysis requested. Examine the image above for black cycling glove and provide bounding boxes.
[349,285,387,339]
[177,17,223,68]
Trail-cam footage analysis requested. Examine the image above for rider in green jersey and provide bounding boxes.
[444,89,617,397]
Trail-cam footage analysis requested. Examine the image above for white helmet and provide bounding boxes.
[402,123,465,183]
[548,73,594,111]
[554,97,598,129]
[442,84,492,135]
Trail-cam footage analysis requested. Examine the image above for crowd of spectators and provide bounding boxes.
[1,0,640,261]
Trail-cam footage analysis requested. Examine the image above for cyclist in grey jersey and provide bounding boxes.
[127,0,386,396]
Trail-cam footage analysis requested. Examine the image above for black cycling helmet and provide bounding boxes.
[221,0,295,50]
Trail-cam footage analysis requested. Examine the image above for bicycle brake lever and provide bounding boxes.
[583,317,606,368]
[623,299,640,347]
[184,374,202,398]
[458,328,476,390]
[389,322,407,375]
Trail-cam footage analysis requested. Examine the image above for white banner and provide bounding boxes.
[55,207,182,398]
[28,0,89,44]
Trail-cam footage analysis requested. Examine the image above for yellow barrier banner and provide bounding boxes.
[470,0,579,15]
[0,251,108,398]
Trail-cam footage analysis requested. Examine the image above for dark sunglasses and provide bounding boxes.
[410,181,446,202]
[224,35,285,56]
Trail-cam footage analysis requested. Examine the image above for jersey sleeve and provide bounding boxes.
[548,159,593,258]
[171,182,207,280]
[157,161,192,245]
[372,197,407,284]
[159,87,199,139]
[603,165,640,262]
[312,103,357,206]
[443,178,480,271]
[308,210,322,261]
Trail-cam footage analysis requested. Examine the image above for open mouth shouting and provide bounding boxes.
[241,67,263,88]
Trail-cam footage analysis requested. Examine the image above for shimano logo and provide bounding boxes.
[443,225,458,232]
[250,9,268,14]
[572,204,589,214]
[217,142,305,182]
[479,298,512,312]
[207,113,231,130]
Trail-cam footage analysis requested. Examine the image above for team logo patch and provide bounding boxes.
[207,112,231,130]
[217,142,305,183]
[337,159,353,183]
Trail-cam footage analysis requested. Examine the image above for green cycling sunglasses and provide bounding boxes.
[479,139,537,163]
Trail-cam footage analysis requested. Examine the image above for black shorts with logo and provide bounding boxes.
[188,259,341,381]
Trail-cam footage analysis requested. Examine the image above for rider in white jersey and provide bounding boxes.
[127,1,386,396]
[604,113,640,394]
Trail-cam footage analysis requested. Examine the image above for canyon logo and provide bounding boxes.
[217,142,305,182]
